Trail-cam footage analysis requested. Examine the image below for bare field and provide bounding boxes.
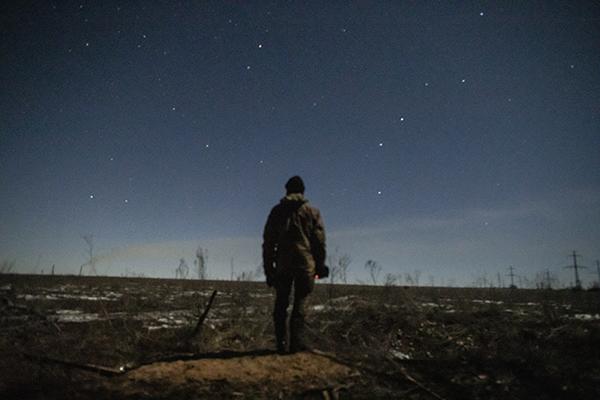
[1,274,599,399]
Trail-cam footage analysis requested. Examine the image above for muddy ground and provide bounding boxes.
[1,274,599,399]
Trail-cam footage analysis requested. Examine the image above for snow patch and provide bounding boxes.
[390,349,411,360]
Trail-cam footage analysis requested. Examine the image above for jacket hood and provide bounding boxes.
[280,193,308,205]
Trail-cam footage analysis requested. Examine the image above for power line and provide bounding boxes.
[506,265,517,288]
[564,250,587,290]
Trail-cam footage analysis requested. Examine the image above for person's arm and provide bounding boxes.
[262,209,278,286]
[311,209,326,272]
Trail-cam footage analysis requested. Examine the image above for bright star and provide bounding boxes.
[89,194,94,199]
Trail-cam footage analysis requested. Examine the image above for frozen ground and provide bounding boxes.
[1,275,599,399]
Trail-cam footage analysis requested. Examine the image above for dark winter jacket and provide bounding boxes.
[262,193,326,276]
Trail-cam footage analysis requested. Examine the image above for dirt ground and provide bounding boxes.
[1,274,599,399]
[104,351,358,399]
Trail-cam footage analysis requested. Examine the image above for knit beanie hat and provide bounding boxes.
[285,176,305,194]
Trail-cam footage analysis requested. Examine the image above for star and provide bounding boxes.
[461,78,466,83]
[424,82,429,87]
[171,106,176,111]
[124,199,129,204]
[246,65,251,70]
[400,117,404,122]
[84,42,90,47]
[89,194,94,199]
[377,191,382,195]
[479,12,485,17]
[378,142,384,147]
[258,44,263,48]
[570,64,575,69]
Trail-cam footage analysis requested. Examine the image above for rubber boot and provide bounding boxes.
[274,317,287,354]
[289,315,308,353]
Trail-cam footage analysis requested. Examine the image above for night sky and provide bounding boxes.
[2,1,599,286]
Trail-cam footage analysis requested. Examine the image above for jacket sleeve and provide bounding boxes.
[262,208,278,274]
[310,209,326,268]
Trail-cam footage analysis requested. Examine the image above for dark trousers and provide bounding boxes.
[273,268,315,351]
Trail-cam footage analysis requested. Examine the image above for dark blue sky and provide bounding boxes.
[1,1,599,286]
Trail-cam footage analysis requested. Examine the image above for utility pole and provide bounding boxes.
[507,266,517,288]
[565,250,586,290]
[230,257,235,281]
[596,260,600,286]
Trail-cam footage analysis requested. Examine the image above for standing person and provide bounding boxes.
[262,176,327,354]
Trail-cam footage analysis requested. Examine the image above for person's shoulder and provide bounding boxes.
[268,203,281,215]
[302,202,321,217]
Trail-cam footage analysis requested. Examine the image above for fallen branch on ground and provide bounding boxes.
[23,353,125,376]
[190,290,218,339]
[386,356,447,400]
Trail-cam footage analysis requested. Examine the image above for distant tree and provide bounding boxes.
[195,246,207,280]
[327,248,352,284]
[236,264,263,281]
[428,274,435,287]
[414,269,422,286]
[364,260,382,285]
[0,260,15,274]
[176,258,189,279]
[338,253,352,284]
[79,235,98,276]
[384,273,398,287]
